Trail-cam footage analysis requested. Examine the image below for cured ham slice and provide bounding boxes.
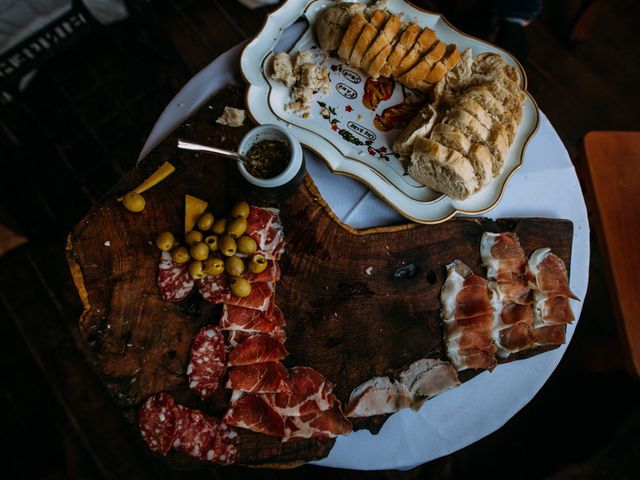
[224,393,286,437]
[227,334,288,366]
[158,251,194,302]
[262,367,335,417]
[241,259,281,284]
[245,207,285,260]
[345,377,411,417]
[220,303,285,334]
[527,248,578,346]
[480,232,527,281]
[283,400,352,440]
[226,362,290,393]
[441,261,497,371]
[398,358,460,408]
[223,282,274,312]
[187,326,227,398]
[227,328,287,348]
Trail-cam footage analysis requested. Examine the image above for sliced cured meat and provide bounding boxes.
[284,400,352,440]
[528,248,577,298]
[500,302,533,325]
[533,294,574,325]
[197,274,229,304]
[227,334,288,366]
[262,366,334,417]
[241,259,281,284]
[498,322,536,352]
[172,406,215,460]
[224,282,274,312]
[138,393,178,454]
[398,358,460,408]
[441,261,497,371]
[187,326,226,398]
[245,207,285,260]
[345,376,411,417]
[224,393,286,437]
[226,362,290,393]
[206,417,239,465]
[220,303,285,334]
[480,232,528,281]
[227,328,287,348]
[533,324,566,346]
[158,251,194,302]
[490,278,532,305]
[490,289,535,357]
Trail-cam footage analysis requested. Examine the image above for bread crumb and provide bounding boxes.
[357,114,363,120]
[104,241,111,247]
[365,266,373,275]
[216,107,245,127]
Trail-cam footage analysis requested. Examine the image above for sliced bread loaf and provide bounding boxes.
[394,27,438,77]
[408,137,478,200]
[392,104,438,155]
[461,86,518,142]
[338,13,369,61]
[350,10,388,68]
[360,14,402,71]
[380,23,421,77]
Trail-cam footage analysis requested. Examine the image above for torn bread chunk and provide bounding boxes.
[292,50,313,74]
[299,63,330,94]
[271,52,295,88]
[216,107,245,127]
[409,137,478,200]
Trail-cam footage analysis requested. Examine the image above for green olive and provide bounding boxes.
[226,217,247,238]
[225,256,245,276]
[230,201,250,219]
[171,246,190,264]
[122,191,145,213]
[190,242,209,261]
[248,253,268,273]
[212,218,228,235]
[196,212,215,231]
[155,231,175,252]
[204,234,219,252]
[219,235,237,257]
[185,230,203,246]
[236,235,257,255]
[188,261,206,279]
[203,257,225,276]
[229,276,252,298]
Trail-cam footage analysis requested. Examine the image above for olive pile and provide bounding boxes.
[155,201,268,298]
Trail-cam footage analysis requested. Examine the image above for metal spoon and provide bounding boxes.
[177,139,253,165]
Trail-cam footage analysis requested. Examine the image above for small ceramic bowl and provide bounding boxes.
[237,124,305,201]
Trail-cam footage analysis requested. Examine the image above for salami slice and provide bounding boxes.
[172,406,215,459]
[158,251,194,302]
[207,417,239,465]
[187,326,227,398]
[197,274,230,304]
[138,393,178,454]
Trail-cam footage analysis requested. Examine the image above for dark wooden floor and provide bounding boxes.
[1,1,639,478]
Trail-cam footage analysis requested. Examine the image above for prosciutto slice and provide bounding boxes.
[227,328,287,348]
[220,303,285,334]
[223,393,286,437]
[441,261,497,371]
[223,282,274,312]
[226,362,290,393]
[398,359,460,409]
[481,232,536,357]
[283,400,352,440]
[262,367,335,417]
[528,248,578,346]
[245,207,285,260]
[241,259,281,284]
[227,334,288,366]
[345,377,411,417]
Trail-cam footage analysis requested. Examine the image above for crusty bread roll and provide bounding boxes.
[381,23,420,77]
[392,104,438,155]
[409,137,478,200]
[360,14,402,71]
[316,3,366,51]
[350,10,388,68]
[338,13,369,61]
[394,27,437,77]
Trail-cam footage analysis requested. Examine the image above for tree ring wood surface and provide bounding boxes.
[66,86,573,469]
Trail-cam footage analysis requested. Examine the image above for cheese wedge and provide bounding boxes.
[185,194,208,234]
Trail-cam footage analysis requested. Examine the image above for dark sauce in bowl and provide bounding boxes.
[245,140,290,179]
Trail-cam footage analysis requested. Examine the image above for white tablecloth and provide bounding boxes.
[140,32,590,471]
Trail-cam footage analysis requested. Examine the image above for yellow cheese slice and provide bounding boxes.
[118,161,175,201]
[185,194,208,234]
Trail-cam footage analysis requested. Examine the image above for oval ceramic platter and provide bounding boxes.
[241,0,540,224]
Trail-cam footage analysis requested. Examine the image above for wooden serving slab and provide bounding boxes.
[67,86,573,469]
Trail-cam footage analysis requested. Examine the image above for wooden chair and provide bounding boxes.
[581,131,640,378]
